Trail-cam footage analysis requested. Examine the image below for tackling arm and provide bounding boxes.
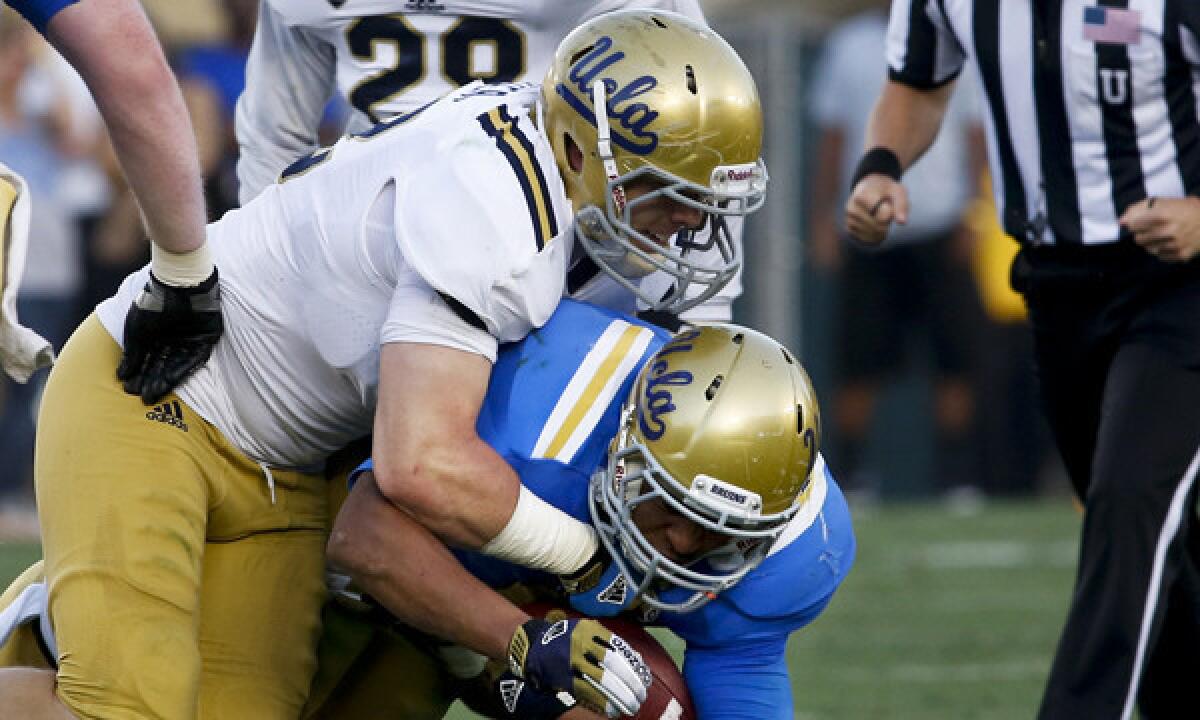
[372,341,597,571]
[372,341,524,548]
[235,0,336,203]
[327,471,528,660]
[328,468,652,716]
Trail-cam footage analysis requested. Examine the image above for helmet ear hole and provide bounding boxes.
[569,45,595,65]
[563,133,584,173]
[704,375,723,401]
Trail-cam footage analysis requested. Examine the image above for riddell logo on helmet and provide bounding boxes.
[709,484,748,505]
[557,35,659,155]
[699,474,761,512]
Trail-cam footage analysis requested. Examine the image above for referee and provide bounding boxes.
[845,2,1200,718]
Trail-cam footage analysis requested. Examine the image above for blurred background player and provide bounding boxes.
[234,0,745,324]
[0,11,767,719]
[806,0,986,502]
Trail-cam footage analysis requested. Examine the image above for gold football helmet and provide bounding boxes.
[542,10,767,314]
[590,325,821,613]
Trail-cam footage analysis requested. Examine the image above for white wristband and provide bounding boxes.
[151,243,215,287]
[481,485,599,575]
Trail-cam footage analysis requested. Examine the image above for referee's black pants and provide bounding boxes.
[1015,246,1200,720]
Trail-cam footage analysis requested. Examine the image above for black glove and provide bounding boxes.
[459,659,574,719]
[507,614,650,716]
[116,269,223,404]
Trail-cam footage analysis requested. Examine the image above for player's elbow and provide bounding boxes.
[372,436,511,548]
[327,510,387,581]
[326,524,359,576]
[372,450,458,530]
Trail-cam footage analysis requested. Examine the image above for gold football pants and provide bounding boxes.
[301,599,457,720]
[33,316,329,720]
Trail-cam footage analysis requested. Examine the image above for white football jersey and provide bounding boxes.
[98,82,571,469]
[237,0,705,202]
[236,0,739,323]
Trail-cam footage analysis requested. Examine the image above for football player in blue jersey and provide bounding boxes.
[0,300,852,718]
[316,300,855,719]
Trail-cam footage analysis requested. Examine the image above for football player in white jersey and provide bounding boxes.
[235,0,745,322]
[0,11,766,720]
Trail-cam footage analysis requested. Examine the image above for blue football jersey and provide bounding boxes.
[355,299,856,718]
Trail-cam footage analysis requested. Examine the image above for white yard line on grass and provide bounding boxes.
[893,658,1047,683]
[918,540,1077,569]
[826,658,1048,684]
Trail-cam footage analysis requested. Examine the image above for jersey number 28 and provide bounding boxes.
[346,15,526,122]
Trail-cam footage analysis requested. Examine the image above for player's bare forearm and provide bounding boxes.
[46,0,207,255]
[328,473,528,661]
[374,342,521,548]
[864,79,955,170]
[375,342,598,577]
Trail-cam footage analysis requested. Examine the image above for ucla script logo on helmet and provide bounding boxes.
[638,330,701,440]
[557,35,659,155]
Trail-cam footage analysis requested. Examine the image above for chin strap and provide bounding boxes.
[591,81,627,215]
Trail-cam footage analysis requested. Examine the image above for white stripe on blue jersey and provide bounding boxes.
[767,454,829,559]
[532,319,656,463]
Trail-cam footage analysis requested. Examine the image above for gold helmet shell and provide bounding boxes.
[590,324,821,613]
[542,10,768,314]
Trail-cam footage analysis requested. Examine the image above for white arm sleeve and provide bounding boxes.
[382,273,499,363]
[235,1,337,204]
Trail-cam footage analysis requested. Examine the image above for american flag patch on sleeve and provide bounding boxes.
[1082,6,1141,45]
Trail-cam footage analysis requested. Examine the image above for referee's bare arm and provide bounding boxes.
[845,80,955,246]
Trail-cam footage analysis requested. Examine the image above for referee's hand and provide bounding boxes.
[1120,197,1200,264]
[845,174,909,246]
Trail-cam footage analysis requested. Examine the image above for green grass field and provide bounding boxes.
[779,500,1079,720]
[0,499,1081,719]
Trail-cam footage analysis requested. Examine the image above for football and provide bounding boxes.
[522,602,697,720]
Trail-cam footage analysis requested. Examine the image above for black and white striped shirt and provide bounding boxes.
[887,0,1200,246]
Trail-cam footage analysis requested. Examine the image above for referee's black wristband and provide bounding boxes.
[850,146,903,188]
